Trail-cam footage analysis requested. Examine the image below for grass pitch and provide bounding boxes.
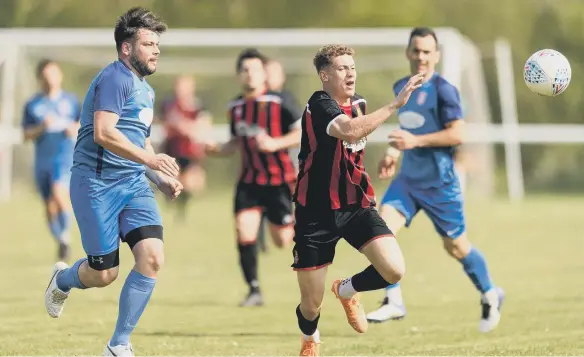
[2,186,584,356]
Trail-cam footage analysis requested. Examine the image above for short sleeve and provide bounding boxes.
[309,92,344,136]
[280,91,303,132]
[21,102,38,128]
[93,72,130,115]
[437,82,463,125]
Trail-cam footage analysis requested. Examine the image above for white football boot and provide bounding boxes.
[479,286,505,333]
[103,342,135,356]
[44,261,69,318]
[366,297,406,323]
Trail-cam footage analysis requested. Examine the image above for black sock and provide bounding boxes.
[238,243,259,293]
[351,265,389,292]
[296,305,319,335]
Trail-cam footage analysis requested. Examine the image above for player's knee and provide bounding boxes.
[442,233,470,260]
[45,198,59,219]
[270,225,294,248]
[144,250,164,272]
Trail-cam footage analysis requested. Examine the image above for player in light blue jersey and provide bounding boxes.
[43,8,182,356]
[367,27,504,333]
[22,59,80,262]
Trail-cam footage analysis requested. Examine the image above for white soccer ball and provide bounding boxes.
[524,49,571,97]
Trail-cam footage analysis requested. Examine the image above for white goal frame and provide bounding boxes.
[0,27,564,202]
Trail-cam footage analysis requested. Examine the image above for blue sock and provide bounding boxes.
[110,270,156,347]
[460,247,494,293]
[56,258,88,292]
[58,211,72,235]
[48,217,63,242]
[385,282,400,291]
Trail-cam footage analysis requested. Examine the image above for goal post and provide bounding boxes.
[0,27,494,201]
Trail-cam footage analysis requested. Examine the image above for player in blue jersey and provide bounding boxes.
[22,59,80,262]
[43,8,182,356]
[366,27,504,333]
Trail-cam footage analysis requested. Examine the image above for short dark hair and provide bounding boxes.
[36,58,57,79]
[313,44,355,73]
[236,48,268,73]
[114,7,167,52]
[408,27,439,49]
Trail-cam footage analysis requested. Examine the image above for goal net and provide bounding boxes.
[0,27,494,201]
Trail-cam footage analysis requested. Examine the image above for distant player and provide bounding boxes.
[206,48,302,307]
[366,27,504,333]
[43,8,182,356]
[22,59,80,262]
[160,75,212,219]
[292,44,422,356]
[256,59,303,253]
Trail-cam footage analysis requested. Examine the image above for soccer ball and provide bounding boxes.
[524,49,571,97]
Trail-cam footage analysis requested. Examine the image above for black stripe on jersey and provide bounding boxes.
[265,101,286,183]
[96,146,104,178]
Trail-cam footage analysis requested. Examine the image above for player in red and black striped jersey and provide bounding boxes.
[206,49,302,307]
[292,44,424,356]
[159,75,212,220]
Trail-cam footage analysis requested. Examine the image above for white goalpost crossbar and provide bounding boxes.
[0,28,574,202]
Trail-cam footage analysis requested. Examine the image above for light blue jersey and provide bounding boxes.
[381,73,465,238]
[72,60,155,179]
[70,60,161,262]
[393,73,462,188]
[22,91,80,198]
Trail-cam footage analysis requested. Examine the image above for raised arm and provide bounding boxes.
[327,73,424,143]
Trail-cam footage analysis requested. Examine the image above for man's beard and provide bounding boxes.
[130,53,155,77]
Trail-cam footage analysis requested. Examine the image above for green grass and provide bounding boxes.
[2,187,584,356]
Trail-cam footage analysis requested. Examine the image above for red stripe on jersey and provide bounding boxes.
[296,111,318,205]
[259,102,282,186]
[246,101,268,185]
[329,141,342,209]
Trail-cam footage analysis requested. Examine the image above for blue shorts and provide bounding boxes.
[70,172,162,265]
[34,160,72,200]
[380,176,465,239]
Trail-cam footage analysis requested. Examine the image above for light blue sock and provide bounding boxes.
[460,247,494,293]
[48,217,62,242]
[385,282,400,291]
[58,211,72,235]
[56,258,88,292]
[110,270,156,347]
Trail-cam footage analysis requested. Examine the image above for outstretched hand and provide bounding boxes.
[392,72,425,108]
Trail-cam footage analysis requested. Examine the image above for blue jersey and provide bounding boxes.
[22,91,80,170]
[393,73,463,188]
[72,60,155,179]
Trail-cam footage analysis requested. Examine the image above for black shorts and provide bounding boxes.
[234,182,294,226]
[291,205,394,270]
[176,157,204,170]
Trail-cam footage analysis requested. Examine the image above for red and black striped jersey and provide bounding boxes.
[228,90,302,186]
[293,91,375,210]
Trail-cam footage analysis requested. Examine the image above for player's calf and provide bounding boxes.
[443,234,504,332]
[296,268,326,356]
